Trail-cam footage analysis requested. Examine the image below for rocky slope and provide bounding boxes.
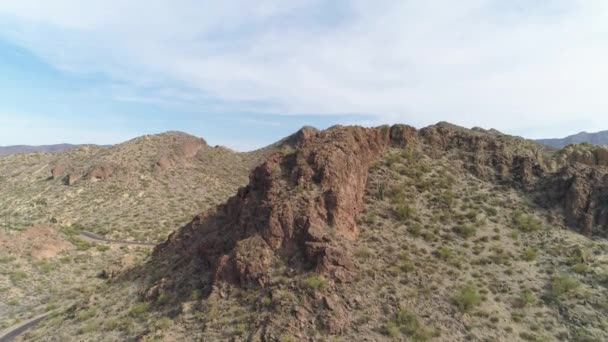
[0,130,291,332]
[11,123,608,341]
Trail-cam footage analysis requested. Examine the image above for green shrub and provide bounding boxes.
[522,247,538,262]
[512,211,542,232]
[304,274,327,291]
[452,284,482,312]
[398,253,416,273]
[130,302,150,317]
[384,309,432,341]
[572,263,589,275]
[515,289,536,308]
[549,275,580,298]
[453,224,476,238]
[154,317,173,331]
[435,246,454,261]
[394,203,417,222]
[96,244,110,252]
[9,271,27,283]
[409,223,422,237]
[77,307,97,321]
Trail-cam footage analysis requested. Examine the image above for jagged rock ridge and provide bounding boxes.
[151,123,608,300]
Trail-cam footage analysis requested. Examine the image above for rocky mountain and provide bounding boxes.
[0,144,82,156]
[3,123,608,341]
[537,130,608,148]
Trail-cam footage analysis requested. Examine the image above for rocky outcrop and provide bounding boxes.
[50,163,67,179]
[152,125,413,293]
[540,165,608,236]
[148,122,608,302]
[154,137,206,172]
[84,163,117,182]
[420,123,547,187]
[556,145,608,167]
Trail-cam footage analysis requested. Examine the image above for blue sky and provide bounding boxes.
[1,1,607,150]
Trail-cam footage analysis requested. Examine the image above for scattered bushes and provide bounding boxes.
[512,211,542,232]
[548,275,580,299]
[304,274,327,291]
[394,202,417,222]
[453,224,476,239]
[385,308,433,341]
[522,247,538,262]
[452,284,482,312]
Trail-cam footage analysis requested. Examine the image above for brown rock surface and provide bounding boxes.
[153,125,399,290]
[0,225,71,259]
[420,122,547,186]
[84,163,117,182]
[50,163,67,179]
[154,137,206,172]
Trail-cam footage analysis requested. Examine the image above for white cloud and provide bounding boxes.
[1,0,608,137]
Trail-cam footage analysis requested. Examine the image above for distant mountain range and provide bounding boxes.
[537,130,608,148]
[0,144,81,156]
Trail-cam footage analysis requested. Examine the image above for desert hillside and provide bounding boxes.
[0,130,300,335]
[9,123,608,342]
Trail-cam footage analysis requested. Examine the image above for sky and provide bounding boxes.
[0,1,607,151]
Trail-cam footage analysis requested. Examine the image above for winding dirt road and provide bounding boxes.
[79,231,157,246]
[0,312,51,342]
[0,232,155,341]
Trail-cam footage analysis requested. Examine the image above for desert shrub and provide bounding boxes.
[549,275,580,298]
[398,253,416,273]
[512,211,542,232]
[453,224,476,238]
[154,317,173,331]
[96,244,110,252]
[279,335,298,342]
[191,289,202,300]
[0,256,16,263]
[394,203,417,222]
[522,247,538,262]
[77,307,98,321]
[130,302,150,318]
[304,274,327,291]
[572,263,590,275]
[514,289,536,308]
[408,223,422,237]
[384,309,433,341]
[438,190,455,208]
[452,284,482,312]
[354,247,373,260]
[9,271,27,283]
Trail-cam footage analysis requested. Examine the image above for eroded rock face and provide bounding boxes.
[555,145,608,168]
[420,123,546,187]
[154,125,404,289]
[541,165,608,236]
[50,163,67,179]
[154,138,206,172]
[150,123,608,298]
[85,163,117,182]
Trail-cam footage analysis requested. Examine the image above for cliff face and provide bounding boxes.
[153,126,417,290]
[150,123,608,300]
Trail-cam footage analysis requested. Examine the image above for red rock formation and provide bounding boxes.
[84,163,117,182]
[154,138,206,172]
[153,125,411,289]
[149,123,608,300]
[541,164,608,236]
[420,123,547,187]
[50,164,67,179]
